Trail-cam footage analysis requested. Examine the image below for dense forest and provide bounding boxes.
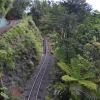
[30,0,100,100]
[0,0,100,100]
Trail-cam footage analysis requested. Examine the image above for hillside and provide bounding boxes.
[0,17,42,99]
[1,0,100,100]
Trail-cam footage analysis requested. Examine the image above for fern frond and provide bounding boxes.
[91,78,100,83]
[82,91,98,100]
[62,75,77,82]
[71,58,80,68]
[83,72,95,80]
[77,54,94,70]
[0,50,7,58]
[57,62,71,75]
[79,80,97,90]
[70,58,82,79]
[81,88,98,100]
[70,83,82,95]
[70,90,80,100]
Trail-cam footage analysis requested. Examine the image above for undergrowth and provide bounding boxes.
[0,16,42,99]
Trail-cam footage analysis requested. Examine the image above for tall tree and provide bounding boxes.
[6,0,31,19]
[0,0,13,18]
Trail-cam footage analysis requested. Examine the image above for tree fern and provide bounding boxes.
[79,80,97,90]
[83,92,97,100]
[77,54,94,70]
[70,58,82,79]
[62,75,77,82]
[83,72,96,80]
[70,90,80,100]
[57,57,99,99]
[57,62,71,75]
[72,88,98,100]
[69,83,82,96]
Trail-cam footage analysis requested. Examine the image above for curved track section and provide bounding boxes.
[0,20,19,35]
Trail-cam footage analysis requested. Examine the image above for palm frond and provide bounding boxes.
[79,80,97,90]
[62,75,77,82]
[57,62,71,75]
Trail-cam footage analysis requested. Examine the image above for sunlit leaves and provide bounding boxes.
[79,80,97,90]
[0,87,9,99]
[57,57,99,99]
[62,75,77,82]
[0,50,7,58]
[57,62,71,75]
[0,0,13,17]
[0,92,9,99]
[0,87,7,90]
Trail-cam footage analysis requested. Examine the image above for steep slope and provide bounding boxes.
[0,17,42,99]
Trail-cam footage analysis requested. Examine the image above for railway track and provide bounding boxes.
[0,20,19,35]
[19,37,54,100]
[27,54,51,100]
[0,18,53,100]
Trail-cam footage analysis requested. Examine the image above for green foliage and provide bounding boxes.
[0,87,9,99]
[79,80,97,90]
[0,87,7,90]
[62,75,77,82]
[57,58,99,99]
[1,92,9,99]
[57,62,71,75]
[0,16,42,99]
[8,94,18,100]
[30,0,100,100]
[54,47,67,63]
[0,16,42,72]
[7,0,31,19]
[0,0,13,17]
[0,0,6,13]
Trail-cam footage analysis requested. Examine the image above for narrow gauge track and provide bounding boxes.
[27,38,51,100]
[0,20,19,35]
[19,37,52,100]
[27,54,51,100]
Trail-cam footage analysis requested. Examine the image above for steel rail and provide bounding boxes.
[35,54,50,100]
[27,54,49,100]
[27,38,50,100]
